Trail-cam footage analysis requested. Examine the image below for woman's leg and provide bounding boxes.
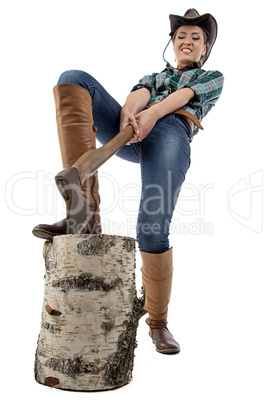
[137,114,191,253]
[33,70,140,239]
[138,115,191,353]
[58,70,140,164]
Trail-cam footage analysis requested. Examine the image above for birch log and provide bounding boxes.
[34,234,144,391]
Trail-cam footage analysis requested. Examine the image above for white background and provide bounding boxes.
[2,0,267,400]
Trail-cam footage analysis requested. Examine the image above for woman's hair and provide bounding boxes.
[172,28,208,67]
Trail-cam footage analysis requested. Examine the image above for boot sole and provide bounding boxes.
[155,346,181,354]
[32,227,58,240]
[32,223,96,239]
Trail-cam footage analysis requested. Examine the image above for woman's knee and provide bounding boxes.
[57,70,93,87]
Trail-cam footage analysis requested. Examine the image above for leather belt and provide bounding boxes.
[147,102,204,132]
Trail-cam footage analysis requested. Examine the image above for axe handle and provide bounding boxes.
[76,125,135,182]
[100,124,135,157]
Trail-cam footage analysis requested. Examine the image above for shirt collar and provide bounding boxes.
[165,62,200,73]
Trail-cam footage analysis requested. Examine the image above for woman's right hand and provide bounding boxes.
[120,106,140,145]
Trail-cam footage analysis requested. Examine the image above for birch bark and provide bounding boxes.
[34,234,143,391]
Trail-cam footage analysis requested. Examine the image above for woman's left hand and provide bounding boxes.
[133,108,158,142]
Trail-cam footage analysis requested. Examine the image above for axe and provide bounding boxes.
[32,125,135,238]
[72,124,135,184]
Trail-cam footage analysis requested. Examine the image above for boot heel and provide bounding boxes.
[55,167,93,234]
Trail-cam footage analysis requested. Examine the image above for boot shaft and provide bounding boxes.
[53,83,101,233]
[53,83,97,168]
[141,248,173,321]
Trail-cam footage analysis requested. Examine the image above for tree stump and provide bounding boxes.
[34,234,144,391]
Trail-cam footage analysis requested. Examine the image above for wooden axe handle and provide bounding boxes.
[76,125,135,181]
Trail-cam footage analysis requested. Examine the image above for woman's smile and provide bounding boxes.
[181,47,192,54]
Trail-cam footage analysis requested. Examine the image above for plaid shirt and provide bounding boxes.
[131,62,224,137]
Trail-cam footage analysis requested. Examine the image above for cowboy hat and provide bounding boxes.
[169,9,218,64]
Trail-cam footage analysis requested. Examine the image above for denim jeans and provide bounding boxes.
[58,70,191,253]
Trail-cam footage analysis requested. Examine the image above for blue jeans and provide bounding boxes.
[58,70,191,254]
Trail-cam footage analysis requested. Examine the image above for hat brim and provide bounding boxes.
[169,13,218,64]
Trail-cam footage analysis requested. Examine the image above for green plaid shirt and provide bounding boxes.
[131,62,224,137]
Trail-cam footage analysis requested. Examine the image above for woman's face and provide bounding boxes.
[173,25,207,68]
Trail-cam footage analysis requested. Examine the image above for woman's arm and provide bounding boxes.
[134,88,195,140]
[122,88,151,115]
[120,88,151,140]
[150,88,195,119]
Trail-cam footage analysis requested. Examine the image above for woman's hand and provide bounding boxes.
[134,108,158,141]
[120,88,151,144]
[120,106,140,145]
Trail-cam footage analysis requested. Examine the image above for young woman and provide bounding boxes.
[33,9,224,354]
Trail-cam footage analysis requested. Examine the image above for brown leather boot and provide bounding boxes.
[32,83,101,239]
[141,248,180,354]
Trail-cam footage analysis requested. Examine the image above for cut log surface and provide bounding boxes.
[34,234,144,391]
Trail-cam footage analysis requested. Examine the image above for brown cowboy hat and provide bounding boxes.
[169,9,218,64]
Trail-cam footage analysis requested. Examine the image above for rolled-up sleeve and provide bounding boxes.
[183,70,224,105]
[131,73,157,93]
